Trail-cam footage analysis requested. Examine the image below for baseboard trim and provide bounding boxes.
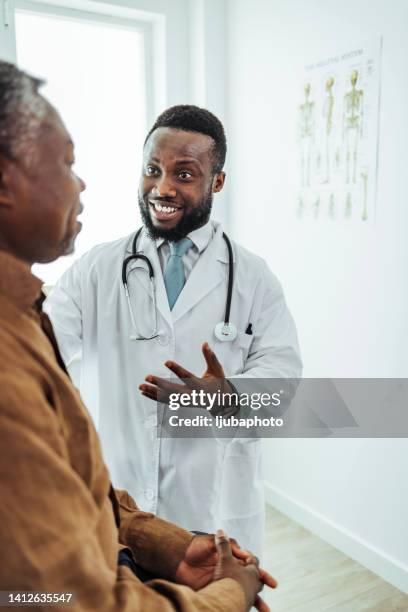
[264,481,408,594]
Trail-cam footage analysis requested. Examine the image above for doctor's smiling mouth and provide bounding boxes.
[138,126,225,242]
[149,198,184,223]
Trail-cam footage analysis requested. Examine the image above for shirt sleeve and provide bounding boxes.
[116,489,195,580]
[0,370,246,612]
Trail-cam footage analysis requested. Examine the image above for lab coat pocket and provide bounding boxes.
[213,332,252,375]
[220,441,263,520]
[238,333,253,350]
[213,337,244,376]
[237,332,253,368]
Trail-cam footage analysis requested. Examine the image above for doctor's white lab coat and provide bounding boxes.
[45,221,302,557]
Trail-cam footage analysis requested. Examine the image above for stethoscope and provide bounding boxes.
[122,227,238,342]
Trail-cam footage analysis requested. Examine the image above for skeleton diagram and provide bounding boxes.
[345,193,352,219]
[343,70,364,184]
[299,83,315,187]
[322,76,335,183]
[361,170,368,221]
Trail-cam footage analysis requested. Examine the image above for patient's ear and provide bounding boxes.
[0,153,17,209]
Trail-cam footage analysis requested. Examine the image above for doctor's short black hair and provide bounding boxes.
[0,60,46,166]
[144,105,227,174]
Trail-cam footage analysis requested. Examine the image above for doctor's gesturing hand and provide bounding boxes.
[175,529,277,612]
[139,342,239,416]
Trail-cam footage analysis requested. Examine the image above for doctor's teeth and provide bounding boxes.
[154,203,176,213]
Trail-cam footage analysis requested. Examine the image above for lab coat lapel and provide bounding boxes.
[126,230,172,329]
[171,226,229,324]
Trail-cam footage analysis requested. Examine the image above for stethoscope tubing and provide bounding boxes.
[122,227,234,337]
[222,232,233,326]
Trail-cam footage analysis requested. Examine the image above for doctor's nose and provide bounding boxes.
[152,175,177,199]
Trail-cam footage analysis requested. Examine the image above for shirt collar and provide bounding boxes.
[156,220,214,254]
[0,250,43,312]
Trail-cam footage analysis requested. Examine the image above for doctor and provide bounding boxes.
[46,105,302,557]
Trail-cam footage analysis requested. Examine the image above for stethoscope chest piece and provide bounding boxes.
[214,321,238,342]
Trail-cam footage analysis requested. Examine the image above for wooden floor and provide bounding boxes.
[262,505,408,611]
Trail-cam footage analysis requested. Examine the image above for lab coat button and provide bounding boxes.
[158,334,169,346]
[145,489,154,501]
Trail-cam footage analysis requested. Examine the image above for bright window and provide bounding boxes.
[15,7,148,284]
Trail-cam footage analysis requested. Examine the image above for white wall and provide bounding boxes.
[188,0,229,228]
[227,0,408,592]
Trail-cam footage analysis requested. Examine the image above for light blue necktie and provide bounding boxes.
[164,238,193,310]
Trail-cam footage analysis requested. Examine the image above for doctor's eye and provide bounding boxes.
[145,166,160,176]
[178,171,193,180]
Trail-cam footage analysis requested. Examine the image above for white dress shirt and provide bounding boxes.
[156,221,214,280]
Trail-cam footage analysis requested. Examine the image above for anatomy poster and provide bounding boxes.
[296,39,382,222]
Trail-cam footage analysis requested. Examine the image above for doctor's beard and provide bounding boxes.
[138,188,213,242]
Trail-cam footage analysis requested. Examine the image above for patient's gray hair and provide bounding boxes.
[0,60,48,167]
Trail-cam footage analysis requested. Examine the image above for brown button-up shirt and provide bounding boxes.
[0,251,245,611]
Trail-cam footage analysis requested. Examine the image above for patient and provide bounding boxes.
[0,61,276,611]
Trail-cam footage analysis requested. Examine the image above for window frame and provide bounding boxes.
[3,0,166,126]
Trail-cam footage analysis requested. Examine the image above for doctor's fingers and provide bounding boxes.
[139,383,166,403]
[139,381,180,404]
[164,361,200,388]
[144,375,190,396]
[202,343,225,377]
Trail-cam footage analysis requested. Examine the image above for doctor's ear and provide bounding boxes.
[212,171,226,193]
[0,154,18,209]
